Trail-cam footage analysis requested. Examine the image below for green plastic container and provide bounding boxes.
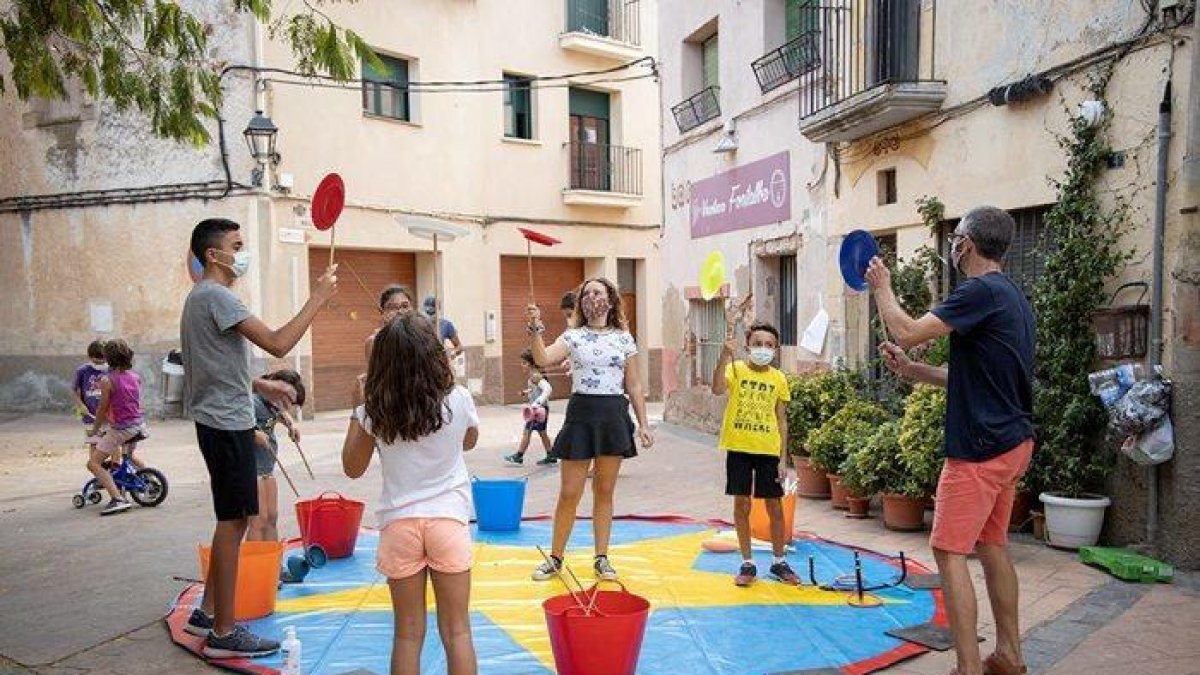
[1079,546,1173,583]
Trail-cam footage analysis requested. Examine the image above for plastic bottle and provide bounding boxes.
[281,626,301,675]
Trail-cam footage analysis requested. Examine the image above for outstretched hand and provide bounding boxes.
[865,256,890,292]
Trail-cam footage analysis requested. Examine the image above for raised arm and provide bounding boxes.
[880,342,948,388]
[526,304,570,367]
[236,265,338,358]
[711,336,736,396]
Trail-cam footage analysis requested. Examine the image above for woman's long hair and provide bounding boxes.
[365,314,454,444]
[569,277,627,330]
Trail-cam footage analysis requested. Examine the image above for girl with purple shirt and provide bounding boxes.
[87,339,147,516]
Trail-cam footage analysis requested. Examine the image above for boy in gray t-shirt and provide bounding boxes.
[180,218,336,659]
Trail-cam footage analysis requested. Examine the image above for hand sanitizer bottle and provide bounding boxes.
[281,626,301,675]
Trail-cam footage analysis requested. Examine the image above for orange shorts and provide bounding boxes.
[930,439,1034,555]
[377,518,473,579]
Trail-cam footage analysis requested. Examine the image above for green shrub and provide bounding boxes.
[897,385,947,498]
[785,367,864,455]
[806,400,890,474]
[840,420,902,497]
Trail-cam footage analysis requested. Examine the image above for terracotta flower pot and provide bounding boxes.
[794,456,831,500]
[845,494,871,519]
[1009,489,1035,532]
[827,473,849,510]
[881,493,926,532]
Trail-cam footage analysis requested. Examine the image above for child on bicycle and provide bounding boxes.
[505,349,556,466]
[342,314,479,675]
[246,369,305,545]
[86,339,147,516]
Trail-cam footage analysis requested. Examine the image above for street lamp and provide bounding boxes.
[243,110,279,187]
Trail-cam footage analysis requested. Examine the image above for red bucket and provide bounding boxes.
[295,491,365,559]
[543,582,650,675]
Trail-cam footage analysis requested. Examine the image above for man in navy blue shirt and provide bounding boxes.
[866,206,1035,675]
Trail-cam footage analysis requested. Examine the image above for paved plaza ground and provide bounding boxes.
[0,404,1196,674]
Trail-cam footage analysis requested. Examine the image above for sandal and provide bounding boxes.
[984,653,1028,675]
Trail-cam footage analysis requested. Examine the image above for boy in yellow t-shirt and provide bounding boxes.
[711,321,796,586]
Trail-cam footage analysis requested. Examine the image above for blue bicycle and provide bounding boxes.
[72,436,168,509]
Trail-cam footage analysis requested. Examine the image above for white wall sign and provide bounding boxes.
[89,302,113,333]
[278,228,307,244]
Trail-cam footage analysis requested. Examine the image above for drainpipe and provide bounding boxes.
[1146,79,1171,546]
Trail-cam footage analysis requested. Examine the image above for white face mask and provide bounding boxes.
[218,250,251,278]
[950,236,968,275]
[748,347,776,366]
[91,362,109,371]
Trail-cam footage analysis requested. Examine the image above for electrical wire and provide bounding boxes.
[1,57,658,213]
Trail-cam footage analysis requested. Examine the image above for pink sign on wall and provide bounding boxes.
[690,151,791,238]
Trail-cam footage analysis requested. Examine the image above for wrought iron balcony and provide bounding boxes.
[671,86,721,134]
[561,0,642,59]
[564,142,643,207]
[752,30,821,94]
[798,0,945,143]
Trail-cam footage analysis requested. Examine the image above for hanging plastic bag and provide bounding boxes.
[1121,417,1175,465]
[1109,378,1171,436]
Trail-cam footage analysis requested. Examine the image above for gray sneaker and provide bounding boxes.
[594,555,618,581]
[100,498,132,516]
[531,555,563,581]
[203,625,280,659]
[184,608,213,637]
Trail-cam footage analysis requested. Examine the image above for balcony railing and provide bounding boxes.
[799,0,939,121]
[751,30,821,94]
[565,0,641,46]
[671,86,721,134]
[568,142,642,196]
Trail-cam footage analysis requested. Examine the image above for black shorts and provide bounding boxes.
[725,450,784,498]
[195,423,259,521]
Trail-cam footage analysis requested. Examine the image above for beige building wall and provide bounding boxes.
[0,1,662,413]
[0,3,259,412]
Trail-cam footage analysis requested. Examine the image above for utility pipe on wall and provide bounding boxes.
[1147,80,1172,546]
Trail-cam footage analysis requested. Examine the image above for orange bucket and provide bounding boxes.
[543,582,650,675]
[295,491,365,559]
[750,492,796,542]
[197,540,284,621]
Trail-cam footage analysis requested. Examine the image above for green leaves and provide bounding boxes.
[785,367,865,454]
[1,0,372,146]
[896,385,946,498]
[1027,76,1132,498]
[805,399,890,474]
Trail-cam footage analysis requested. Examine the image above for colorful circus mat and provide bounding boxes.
[167,517,945,674]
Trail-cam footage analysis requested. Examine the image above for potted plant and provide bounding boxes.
[786,368,862,499]
[875,385,945,531]
[839,422,896,520]
[806,399,890,510]
[1029,87,1129,549]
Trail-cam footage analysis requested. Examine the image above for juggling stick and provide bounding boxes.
[536,545,590,615]
[401,217,470,340]
[264,441,300,499]
[518,228,562,304]
[294,442,315,480]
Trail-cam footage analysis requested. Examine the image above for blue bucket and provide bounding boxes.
[472,477,526,531]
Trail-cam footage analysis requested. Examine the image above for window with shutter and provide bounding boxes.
[362,53,410,121]
[702,34,720,89]
[503,74,533,139]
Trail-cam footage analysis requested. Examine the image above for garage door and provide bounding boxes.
[500,256,585,404]
[308,248,416,411]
